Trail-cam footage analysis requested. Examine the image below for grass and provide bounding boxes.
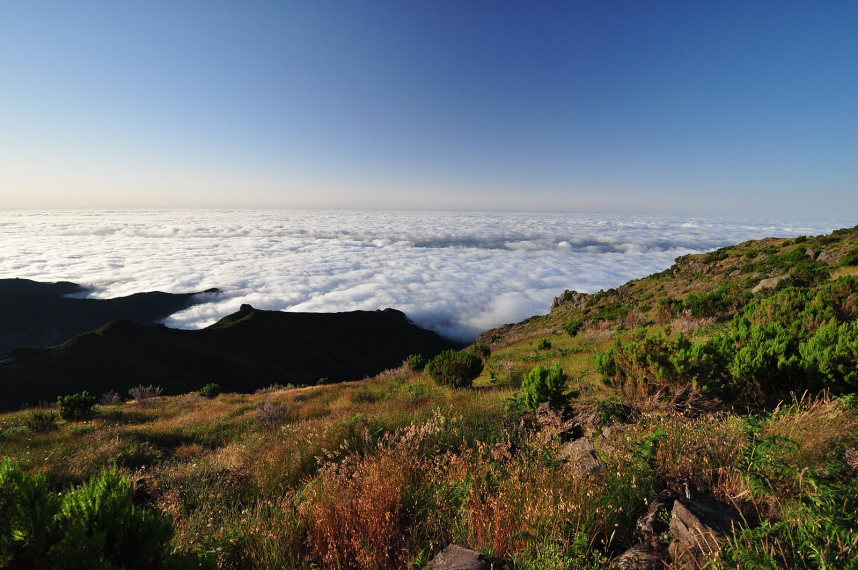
[3,226,858,568]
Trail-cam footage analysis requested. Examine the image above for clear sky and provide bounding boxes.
[2,1,857,215]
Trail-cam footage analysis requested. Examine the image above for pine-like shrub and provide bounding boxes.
[56,391,97,421]
[198,383,222,399]
[405,353,427,371]
[517,364,568,409]
[425,349,483,388]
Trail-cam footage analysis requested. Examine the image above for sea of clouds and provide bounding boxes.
[0,209,849,341]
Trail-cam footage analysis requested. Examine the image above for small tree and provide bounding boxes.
[56,391,97,421]
[518,364,568,410]
[406,353,427,371]
[426,349,483,389]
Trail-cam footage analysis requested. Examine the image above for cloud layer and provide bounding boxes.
[0,210,847,341]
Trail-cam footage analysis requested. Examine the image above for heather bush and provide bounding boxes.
[255,400,290,429]
[57,391,97,421]
[128,384,163,404]
[426,350,483,388]
[198,383,222,399]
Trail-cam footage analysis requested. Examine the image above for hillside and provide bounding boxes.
[0,278,217,358]
[1,226,857,570]
[0,305,456,410]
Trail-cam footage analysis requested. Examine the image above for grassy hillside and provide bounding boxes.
[1,227,858,569]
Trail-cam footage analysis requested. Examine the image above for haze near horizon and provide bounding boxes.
[2,2,857,215]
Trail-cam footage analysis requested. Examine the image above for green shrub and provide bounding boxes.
[595,398,632,426]
[316,377,329,386]
[517,364,568,410]
[24,411,59,433]
[0,460,180,569]
[536,338,552,350]
[839,246,858,267]
[563,320,584,337]
[56,391,97,421]
[800,320,858,391]
[425,349,483,388]
[405,353,427,371]
[469,342,492,360]
[198,383,222,398]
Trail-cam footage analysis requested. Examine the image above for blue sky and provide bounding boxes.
[2,1,857,214]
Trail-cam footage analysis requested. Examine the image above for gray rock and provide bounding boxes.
[668,493,742,569]
[428,545,489,570]
[611,543,663,570]
[535,402,574,439]
[559,437,606,475]
[817,251,836,263]
[805,248,819,259]
[751,274,790,294]
[635,490,679,546]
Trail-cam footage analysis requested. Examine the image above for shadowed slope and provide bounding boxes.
[0,305,456,409]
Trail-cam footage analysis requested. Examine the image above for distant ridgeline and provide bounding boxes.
[0,293,456,409]
[0,278,217,359]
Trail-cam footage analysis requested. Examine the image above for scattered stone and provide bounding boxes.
[806,248,819,259]
[428,545,490,570]
[669,491,742,568]
[611,543,663,570]
[751,274,790,294]
[571,408,601,439]
[535,401,575,439]
[559,437,606,475]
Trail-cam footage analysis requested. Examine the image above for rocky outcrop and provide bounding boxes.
[751,274,790,293]
[535,402,576,439]
[428,545,489,570]
[668,492,742,568]
[551,289,589,310]
[612,489,741,570]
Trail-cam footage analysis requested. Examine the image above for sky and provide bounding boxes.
[2,1,857,215]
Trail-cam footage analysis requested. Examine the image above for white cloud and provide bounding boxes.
[0,209,848,341]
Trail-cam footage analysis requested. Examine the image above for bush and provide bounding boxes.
[198,383,222,398]
[536,338,552,350]
[24,411,59,433]
[563,320,584,337]
[517,364,568,410]
[128,384,162,404]
[425,349,483,388]
[595,398,632,426]
[56,391,97,421]
[100,390,122,405]
[256,400,290,429]
[0,460,179,569]
[405,353,427,371]
[470,343,492,360]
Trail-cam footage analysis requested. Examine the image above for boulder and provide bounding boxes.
[535,402,575,439]
[611,543,663,570]
[668,492,742,569]
[751,274,790,294]
[571,408,601,439]
[428,545,489,570]
[817,251,836,263]
[635,490,679,546]
[559,437,605,475]
[806,248,819,259]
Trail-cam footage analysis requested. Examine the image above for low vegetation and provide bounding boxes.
[2,226,857,569]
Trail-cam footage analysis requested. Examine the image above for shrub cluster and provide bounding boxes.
[425,349,483,388]
[0,460,179,569]
[56,391,97,421]
[198,383,222,399]
[596,277,858,408]
[516,364,568,410]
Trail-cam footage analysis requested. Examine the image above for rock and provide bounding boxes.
[428,545,489,570]
[552,289,589,310]
[636,490,679,546]
[751,274,790,294]
[571,408,601,439]
[535,402,575,439]
[611,543,663,570]
[817,251,836,263]
[559,437,605,475]
[668,492,742,569]
[806,248,819,259]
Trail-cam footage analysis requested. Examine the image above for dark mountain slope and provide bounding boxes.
[0,279,217,358]
[0,305,455,409]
